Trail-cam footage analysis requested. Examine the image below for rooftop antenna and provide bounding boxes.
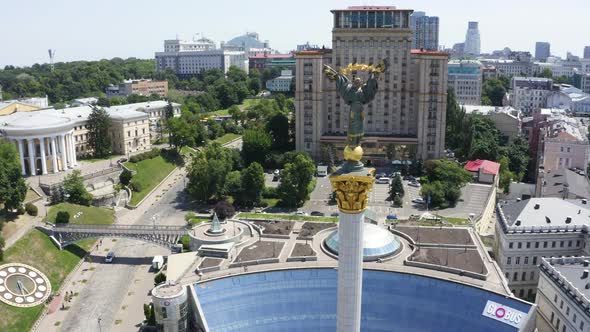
[48,49,56,72]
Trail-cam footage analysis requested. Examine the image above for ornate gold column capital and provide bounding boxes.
[330,174,374,214]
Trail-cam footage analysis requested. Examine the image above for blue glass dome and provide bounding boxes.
[194,269,533,332]
[324,223,401,261]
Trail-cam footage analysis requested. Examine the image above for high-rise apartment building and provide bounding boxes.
[535,42,551,62]
[410,11,439,51]
[584,46,590,59]
[155,36,248,77]
[295,6,448,163]
[464,21,481,55]
[447,60,482,105]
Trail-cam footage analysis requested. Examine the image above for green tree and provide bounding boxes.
[224,171,242,197]
[482,78,508,107]
[247,68,262,94]
[468,117,502,161]
[499,156,514,193]
[502,136,530,181]
[0,140,27,212]
[87,106,112,158]
[214,200,235,220]
[228,105,244,124]
[56,211,70,224]
[186,156,210,201]
[165,101,175,120]
[240,162,265,206]
[422,160,472,208]
[167,117,195,152]
[154,272,166,285]
[266,112,290,151]
[274,94,287,111]
[242,129,272,165]
[226,66,248,82]
[62,170,92,206]
[119,169,133,186]
[277,154,316,207]
[0,235,5,261]
[389,175,404,200]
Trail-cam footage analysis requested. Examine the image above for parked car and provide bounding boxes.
[311,211,325,216]
[412,198,425,205]
[376,177,391,184]
[386,214,397,220]
[295,211,307,216]
[408,181,420,187]
[330,212,340,217]
[403,175,413,181]
[105,251,115,263]
[375,173,387,179]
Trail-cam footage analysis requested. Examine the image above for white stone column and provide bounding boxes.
[27,139,36,176]
[17,139,26,176]
[69,133,77,166]
[50,137,58,173]
[336,211,365,332]
[65,134,73,168]
[39,137,48,174]
[59,134,68,171]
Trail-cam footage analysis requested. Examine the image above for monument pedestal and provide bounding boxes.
[330,166,374,332]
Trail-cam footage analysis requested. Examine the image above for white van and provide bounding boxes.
[152,255,164,270]
[317,166,328,177]
[376,177,391,184]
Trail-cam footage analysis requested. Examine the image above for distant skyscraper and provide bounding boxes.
[410,11,439,51]
[535,42,550,62]
[464,21,481,55]
[584,46,590,59]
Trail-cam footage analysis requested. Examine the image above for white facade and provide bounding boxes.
[155,37,248,76]
[480,59,536,77]
[265,70,293,92]
[152,282,189,332]
[495,198,590,302]
[448,60,482,105]
[536,257,590,332]
[511,77,554,114]
[547,85,590,116]
[0,102,172,175]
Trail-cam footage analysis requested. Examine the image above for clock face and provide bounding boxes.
[0,263,51,307]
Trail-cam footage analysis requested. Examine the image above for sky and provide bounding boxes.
[1,0,589,67]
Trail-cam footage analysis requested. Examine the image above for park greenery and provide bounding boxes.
[481,77,510,106]
[87,106,112,158]
[421,159,473,208]
[124,150,178,205]
[50,170,93,206]
[389,175,404,207]
[46,203,115,225]
[446,88,530,184]
[0,140,27,212]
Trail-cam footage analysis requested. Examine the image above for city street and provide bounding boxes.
[40,170,192,332]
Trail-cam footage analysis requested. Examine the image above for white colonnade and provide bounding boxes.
[9,130,78,176]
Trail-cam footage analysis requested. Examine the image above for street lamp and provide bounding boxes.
[97,316,102,332]
[152,214,160,228]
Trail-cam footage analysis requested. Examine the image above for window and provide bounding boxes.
[556,317,560,329]
[581,321,584,330]
[513,272,518,281]
[544,241,548,248]
[566,307,570,316]
[577,240,581,247]
[530,271,535,280]
[533,256,538,265]
[526,242,531,249]
[518,242,522,249]
[573,314,577,323]
[554,294,558,302]
[552,241,556,248]
[568,240,573,247]
[524,257,529,264]
[509,242,513,249]
[516,257,520,265]
[551,312,555,323]
[560,241,564,248]
[522,272,526,281]
[507,257,512,265]
[560,300,564,309]
[535,242,539,248]
[505,272,510,280]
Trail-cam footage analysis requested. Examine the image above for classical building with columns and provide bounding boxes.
[0,104,153,176]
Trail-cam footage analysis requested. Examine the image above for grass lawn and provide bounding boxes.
[78,154,120,163]
[213,133,241,145]
[45,203,115,225]
[180,146,198,156]
[0,231,97,332]
[124,156,176,205]
[238,212,338,223]
[440,216,470,226]
[204,99,263,117]
[261,198,279,208]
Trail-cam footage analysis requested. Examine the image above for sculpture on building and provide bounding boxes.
[324,60,388,170]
